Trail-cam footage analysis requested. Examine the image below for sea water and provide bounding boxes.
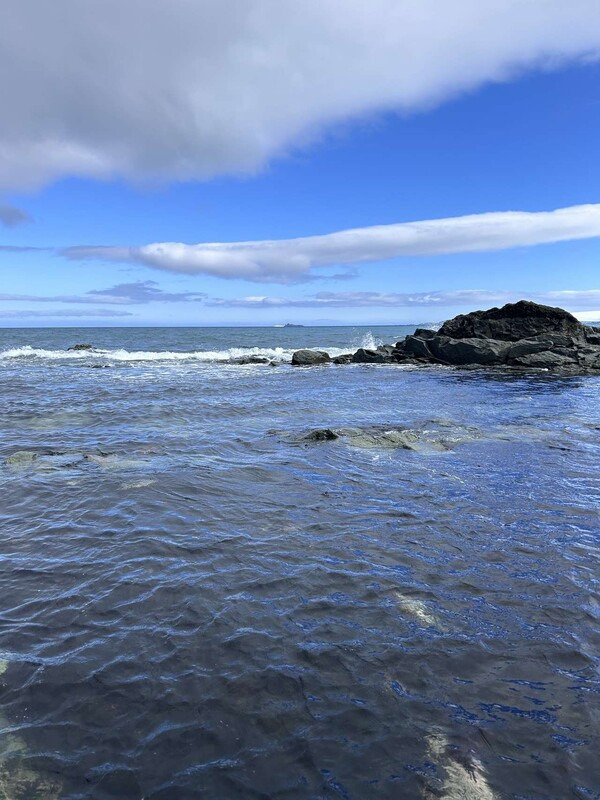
[0,326,598,799]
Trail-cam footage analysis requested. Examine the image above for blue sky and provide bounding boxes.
[1,1,599,326]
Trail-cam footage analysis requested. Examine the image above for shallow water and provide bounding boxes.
[0,327,598,799]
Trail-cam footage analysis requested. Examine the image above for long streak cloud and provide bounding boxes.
[63,204,600,284]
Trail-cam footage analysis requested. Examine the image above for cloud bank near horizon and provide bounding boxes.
[63,204,600,283]
[1,1,600,191]
[0,281,206,306]
[2,284,600,323]
[0,308,132,319]
[208,289,600,312]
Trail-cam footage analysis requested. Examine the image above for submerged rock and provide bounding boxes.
[338,427,452,451]
[5,450,39,467]
[4,449,86,471]
[291,349,331,366]
[304,428,339,441]
[4,447,155,473]
[67,343,94,351]
[298,425,472,452]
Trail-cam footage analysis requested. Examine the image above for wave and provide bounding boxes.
[0,344,353,364]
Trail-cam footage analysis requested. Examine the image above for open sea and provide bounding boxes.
[0,325,598,800]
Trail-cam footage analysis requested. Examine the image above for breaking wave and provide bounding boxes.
[0,344,353,364]
[0,335,381,365]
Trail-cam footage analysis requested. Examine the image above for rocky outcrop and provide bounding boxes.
[392,302,600,372]
[290,301,600,373]
[437,300,585,342]
[68,343,93,351]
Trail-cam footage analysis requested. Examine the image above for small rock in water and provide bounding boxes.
[291,349,331,366]
[332,353,353,365]
[352,347,388,364]
[67,343,94,351]
[233,355,270,365]
[304,428,339,441]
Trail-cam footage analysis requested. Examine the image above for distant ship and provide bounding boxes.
[283,323,304,327]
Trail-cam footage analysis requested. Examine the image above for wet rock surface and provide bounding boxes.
[291,349,331,366]
[291,301,600,373]
[232,355,271,365]
[304,428,339,441]
[67,343,94,351]
[294,423,482,452]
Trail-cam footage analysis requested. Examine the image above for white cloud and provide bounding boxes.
[63,204,600,283]
[574,310,600,321]
[1,1,599,190]
[208,289,600,310]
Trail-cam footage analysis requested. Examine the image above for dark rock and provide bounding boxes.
[584,328,600,345]
[507,336,554,360]
[403,335,433,360]
[412,328,437,340]
[330,301,600,374]
[233,355,270,364]
[390,347,412,362]
[304,428,339,441]
[438,300,584,342]
[577,349,600,369]
[512,351,577,369]
[333,354,353,365]
[291,349,331,366]
[428,336,510,365]
[68,343,93,351]
[352,348,388,364]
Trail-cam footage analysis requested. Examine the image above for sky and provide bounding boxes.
[1,0,599,326]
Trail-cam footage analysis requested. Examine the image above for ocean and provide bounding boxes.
[0,325,598,799]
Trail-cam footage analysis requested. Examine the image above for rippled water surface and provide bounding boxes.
[0,327,598,799]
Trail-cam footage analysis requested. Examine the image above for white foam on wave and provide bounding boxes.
[0,344,352,364]
[358,331,382,350]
